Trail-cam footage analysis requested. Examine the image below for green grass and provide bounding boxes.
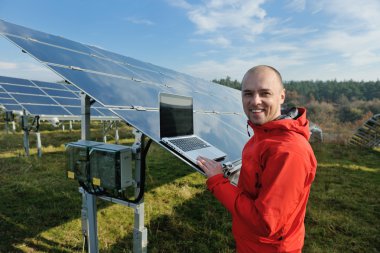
[0,124,379,252]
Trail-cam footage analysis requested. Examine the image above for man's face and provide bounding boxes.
[241,68,285,125]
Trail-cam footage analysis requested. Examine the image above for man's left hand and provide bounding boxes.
[196,156,223,178]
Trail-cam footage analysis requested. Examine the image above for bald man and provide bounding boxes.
[197,65,317,253]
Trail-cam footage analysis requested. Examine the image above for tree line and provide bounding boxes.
[213,77,380,140]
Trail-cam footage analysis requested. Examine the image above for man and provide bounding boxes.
[197,65,317,253]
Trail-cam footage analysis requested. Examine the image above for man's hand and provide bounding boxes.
[196,156,223,178]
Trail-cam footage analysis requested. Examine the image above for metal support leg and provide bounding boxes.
[115,122,119,144]
[36,132,42,157]
[12,121,16,132]
[80,93,99,253]
[23,129,30,156]
[86,192,98,253]
[103,121,107,143]
[5,121,9,134]
[133,203,148,253]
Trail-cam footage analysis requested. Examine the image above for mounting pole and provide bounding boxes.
[132,129,148,252]
[32,116,42,158]
[4,111,15,134]
[20,112,30,156]
[115,121,119,144]
[80,92,99,253]
[103,121,107,143]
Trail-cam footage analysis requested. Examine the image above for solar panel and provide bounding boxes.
[0,75,117,120]
[350,114,380,148]
[0,19,248,166]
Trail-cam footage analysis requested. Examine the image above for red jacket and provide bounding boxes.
[207,108,317,253]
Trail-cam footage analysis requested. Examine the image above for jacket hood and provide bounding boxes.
[248,107,310,140]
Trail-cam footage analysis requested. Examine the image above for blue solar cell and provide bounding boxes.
[0,19,96,55]
[1,104,24,111]
[0,75,34,86]
[0,97,19,104]
[12,94,58,105]
[23,104,70,115]
[1,84,44,95]
[8,35,140,79]
[0,92,11,98]
[54,97,81,106]
[90,108,103,116]
[63,83,81,92]
[42,88,78,98]
[64,106,81,116]
[88,45,162,72]
[32,80,67,90]
[95,108,116,117]
[48,65,171,107]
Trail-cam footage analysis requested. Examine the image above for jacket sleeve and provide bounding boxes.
[207,149,308,238]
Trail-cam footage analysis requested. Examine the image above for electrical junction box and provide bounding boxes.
[66,140,103,183]
[89,143,134,191]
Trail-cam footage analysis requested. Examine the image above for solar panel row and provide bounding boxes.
[0,75,116,118]
[0,19,248,164]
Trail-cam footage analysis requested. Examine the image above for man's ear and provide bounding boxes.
[280,88,286,104]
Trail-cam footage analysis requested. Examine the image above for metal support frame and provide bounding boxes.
[80,92,98,253]
[80,92,147,252]
[115,121,119,144]
[20,112,42,157]
[102,120,120,144]
[4,111,15,134]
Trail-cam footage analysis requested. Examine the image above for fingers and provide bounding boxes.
[197,156,223,178]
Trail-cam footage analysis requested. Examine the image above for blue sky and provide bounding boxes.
[0,0,380,82]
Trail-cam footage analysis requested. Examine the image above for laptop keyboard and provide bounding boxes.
[169,137,211,152]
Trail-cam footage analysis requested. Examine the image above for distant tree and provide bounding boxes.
[212,76,241,90]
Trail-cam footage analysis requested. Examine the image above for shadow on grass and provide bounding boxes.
[0,142,196,252]
[108,190,235,253]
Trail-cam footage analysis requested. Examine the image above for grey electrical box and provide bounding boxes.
[66,140,103,183]
[89,143,134,191]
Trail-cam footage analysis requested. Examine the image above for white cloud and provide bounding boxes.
[321,0,380,29]
[285,0,306,12]
[308,0,380,68]
[201,36,231,47]
[165,0,192,9]
[168,0,269,36]
[125,17,155,26]
[170,0,380,81]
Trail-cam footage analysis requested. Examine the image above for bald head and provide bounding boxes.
[242,65,284,90]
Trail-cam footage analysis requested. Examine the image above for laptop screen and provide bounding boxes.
[159,93,194,138]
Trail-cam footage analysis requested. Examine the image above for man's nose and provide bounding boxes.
[251,94,261,106]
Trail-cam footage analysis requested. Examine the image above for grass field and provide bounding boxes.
[0,122,379,252]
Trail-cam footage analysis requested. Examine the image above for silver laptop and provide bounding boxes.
[159,92,226,164]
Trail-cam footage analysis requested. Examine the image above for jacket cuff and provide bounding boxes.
[206,173,227,191]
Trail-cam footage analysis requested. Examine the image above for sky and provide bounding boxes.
[0,0,380,83]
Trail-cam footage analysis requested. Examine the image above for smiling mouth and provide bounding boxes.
[250,109,264,113]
